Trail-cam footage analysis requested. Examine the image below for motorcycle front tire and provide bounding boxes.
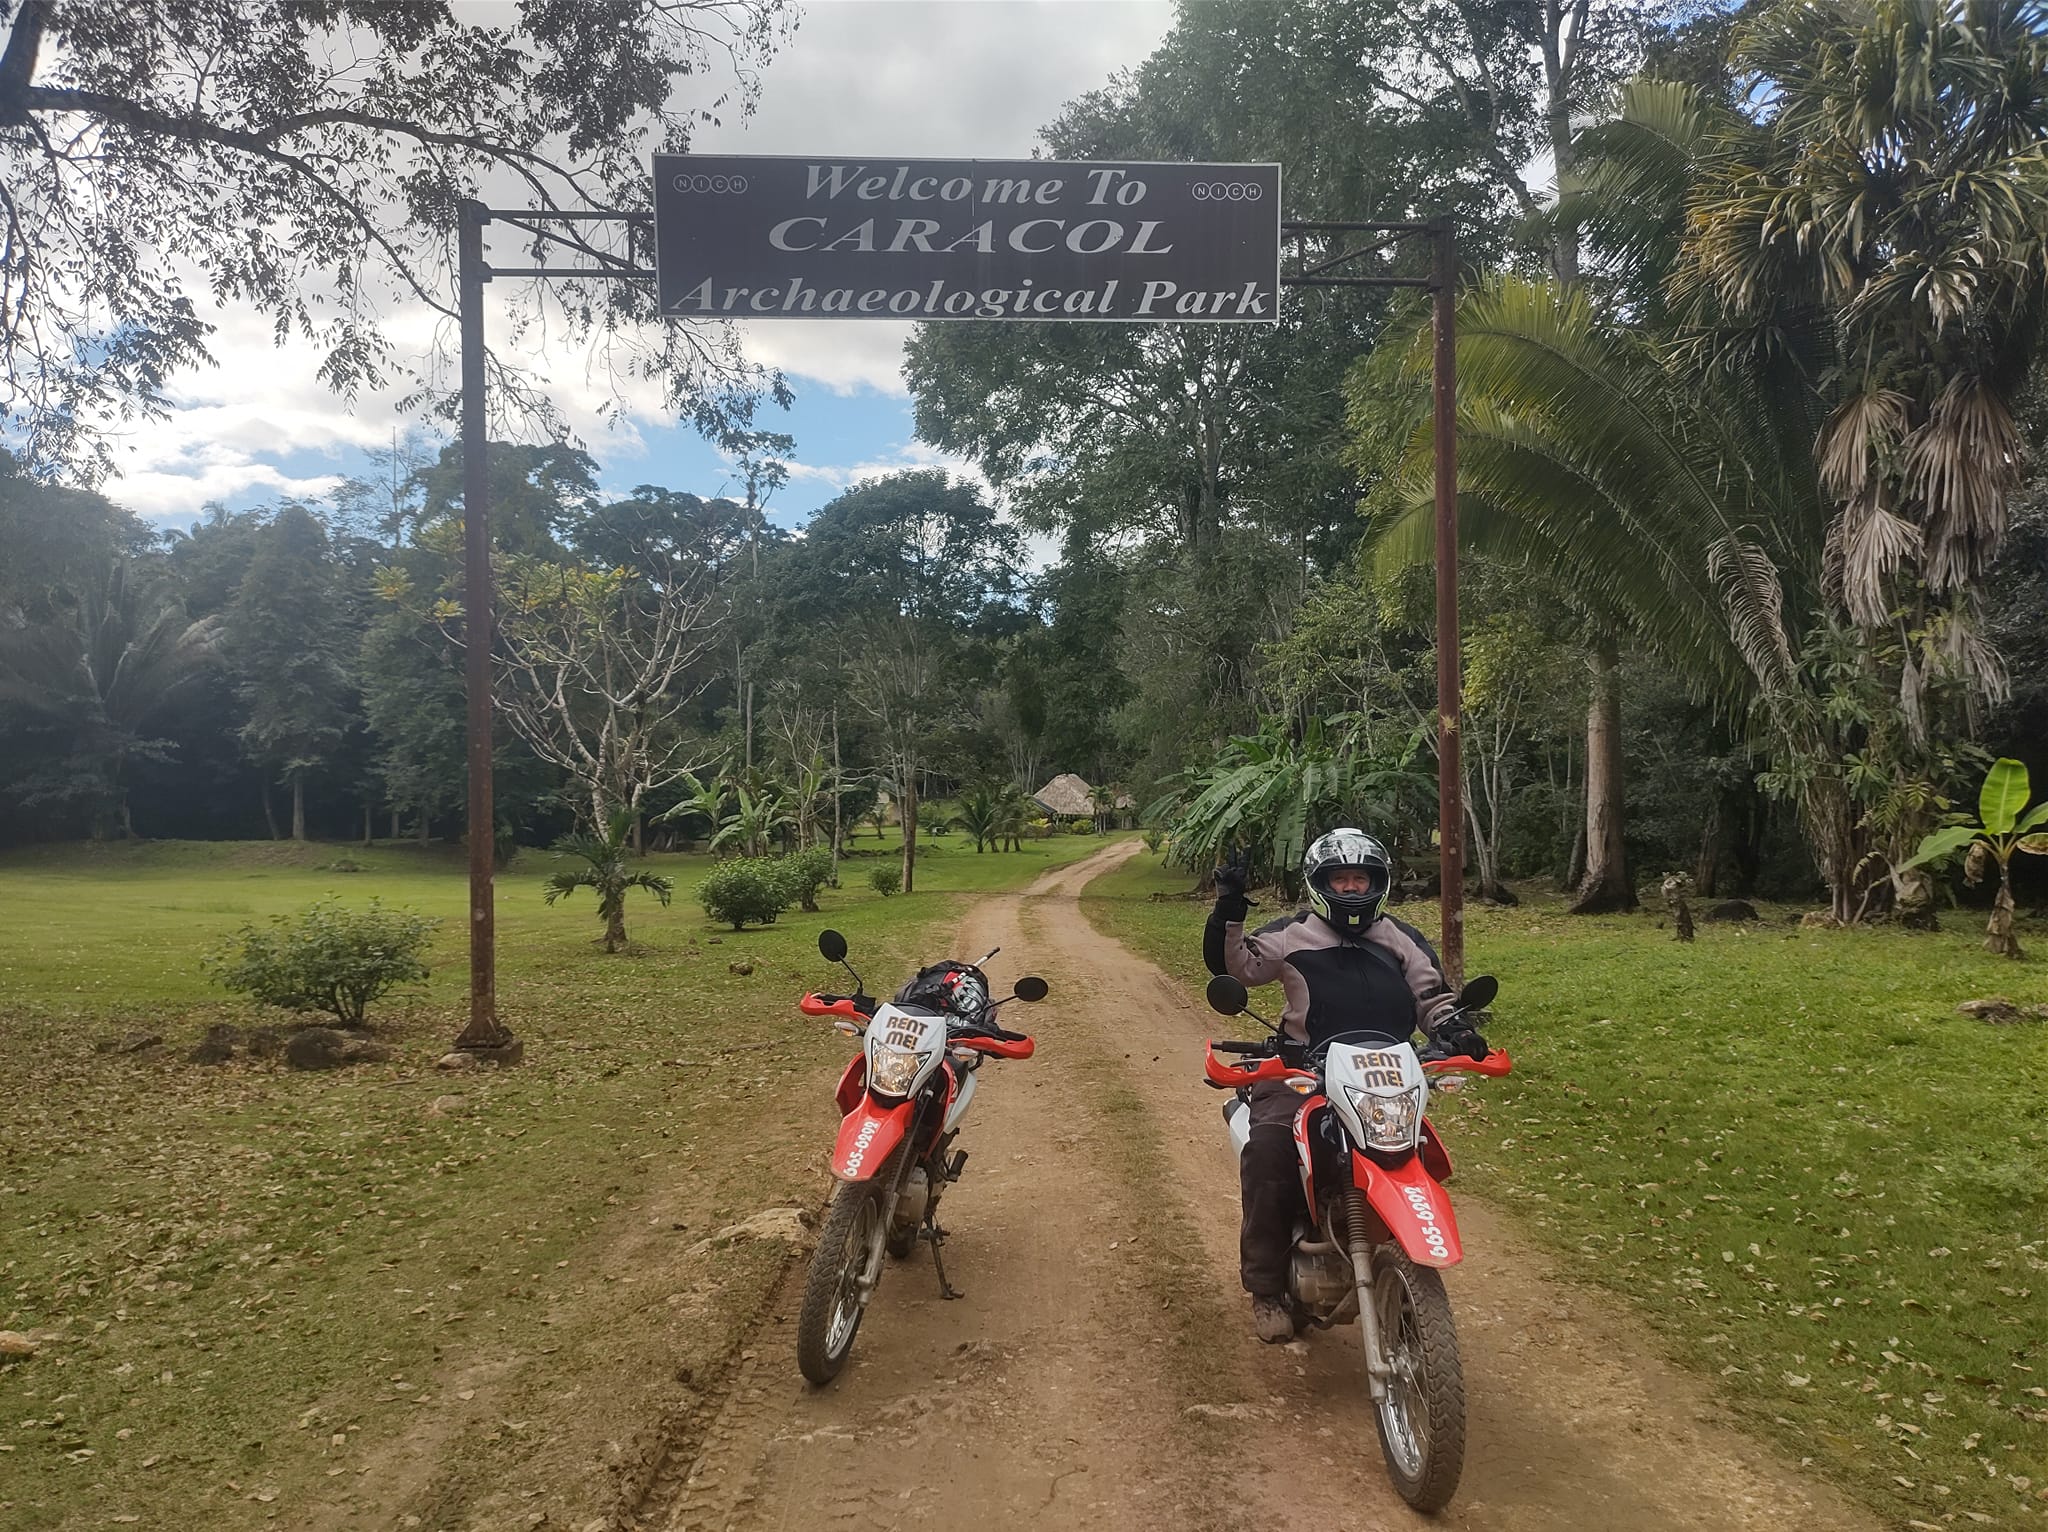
[796,1177,887,1385]
[1368,1247,1467,1513]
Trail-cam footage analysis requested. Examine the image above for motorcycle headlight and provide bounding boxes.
[1347,1083,1424,1151]
[867,1045,929,1098]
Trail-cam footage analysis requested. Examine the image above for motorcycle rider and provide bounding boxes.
[1204,828,1488,1343]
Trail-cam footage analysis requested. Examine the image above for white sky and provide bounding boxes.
[102,1,1176,521]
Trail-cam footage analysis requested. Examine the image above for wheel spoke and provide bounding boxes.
[825,1197,881,1356]
[1374,1266,1429,1478]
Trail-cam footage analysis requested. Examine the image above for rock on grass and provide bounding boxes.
[285,1027,393,1070]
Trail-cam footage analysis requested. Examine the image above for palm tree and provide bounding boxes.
[1677,0,2048,694]
[1375,267,1974,923]
[1369,48,2040,924]
[993,782,1031,851]
[0,556,219,837]
[541,810,674,953]
[1151,715,1435,894]
[952,784,1001,851]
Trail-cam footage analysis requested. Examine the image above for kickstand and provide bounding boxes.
[924,1222,963,1300]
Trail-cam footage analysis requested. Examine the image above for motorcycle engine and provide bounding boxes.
[1290,1243,1353,1309]
[889,1165,933,1239]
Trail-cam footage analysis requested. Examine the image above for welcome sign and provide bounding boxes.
[653,155,1280,323]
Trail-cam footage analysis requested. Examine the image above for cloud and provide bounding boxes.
[695,1,1172,397]
[764,436,989,496]
[92,1,1175,518]
[735,319,916,397]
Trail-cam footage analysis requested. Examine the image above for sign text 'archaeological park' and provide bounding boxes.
[653,155,1281,324]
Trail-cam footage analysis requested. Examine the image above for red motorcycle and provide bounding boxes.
[793,928,1048,1384]
[1203,971,1511,1513]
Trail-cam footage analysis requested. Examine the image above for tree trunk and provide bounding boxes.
[632,814,644,854]
[292,775,307,842]
[1987,869,2022,958]
[1463,793,1510,903]
[830,707,842,888]
[605,906,627,954]
[119,794,136,841]
[1693,794,1724,897]
[1570,639,1635,913]
[900,769,918,895]
[362,803,373,846]
[417,813,430,844]
[390,808,402,839]
[261,782,281,841]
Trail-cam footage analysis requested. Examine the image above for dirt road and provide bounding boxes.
[644,843,1879,1532]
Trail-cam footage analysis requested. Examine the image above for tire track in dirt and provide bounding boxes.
[643,842,1882,1532]
[643,857,1222,1532]
[1034,843,1880,1532]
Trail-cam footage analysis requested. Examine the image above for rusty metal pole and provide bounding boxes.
[453,199,514,1055]
[1431,216,1465,990]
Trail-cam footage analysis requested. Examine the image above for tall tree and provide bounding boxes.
[225,505,354,841]
[482,492,732,829]
[1677,0,2048,718]
[0,554,219,837]
[773,471,1024,893]
[0,0,792,480]
[0,455,152,613]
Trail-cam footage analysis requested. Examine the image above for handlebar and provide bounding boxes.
[800,992,876,1021]
[1200,1037,1512,1090]
[954,1032,1035,1060]
[1423,1049,1513,1077]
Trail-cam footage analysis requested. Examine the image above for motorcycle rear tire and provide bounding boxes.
[797,1178,887,1385]
[1368,1248,1466,1513]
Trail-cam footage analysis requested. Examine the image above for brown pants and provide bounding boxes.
[1239,1079,1305,1297]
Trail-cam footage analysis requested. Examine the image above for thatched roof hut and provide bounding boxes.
[1032,773,1096,817]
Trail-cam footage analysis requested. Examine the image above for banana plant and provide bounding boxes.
[712,781,795,857]
[655,768,731,849]
[1905,759,2048,960]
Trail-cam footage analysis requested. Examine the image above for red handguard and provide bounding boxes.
[799,993,868,1022]
[1423,1048,1512,1078]
[1203,1044,1315,1090]
[956,1033,1035,1060]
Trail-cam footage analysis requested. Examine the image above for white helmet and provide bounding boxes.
[1303,828,1392,935]
[943,967,990,1025]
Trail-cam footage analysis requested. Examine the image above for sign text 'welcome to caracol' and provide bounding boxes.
[653,156,1280,324]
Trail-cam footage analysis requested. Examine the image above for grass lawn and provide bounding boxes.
[0,829,1110,1532]
[1083,849,2048,1532]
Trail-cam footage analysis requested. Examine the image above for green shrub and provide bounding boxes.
[1142,828,1165,854]
[204,897,437,1028]
[698,857,791,929]
[869,864,902,897]
[779,847,834,912]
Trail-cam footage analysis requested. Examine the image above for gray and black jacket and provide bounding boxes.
[1203,904,1455,1047]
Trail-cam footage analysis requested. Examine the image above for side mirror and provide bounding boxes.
[1012,976,1049,1002]
[1206,973,1250,1016]
[818,930,848,964]
[1459,974,1499,1012]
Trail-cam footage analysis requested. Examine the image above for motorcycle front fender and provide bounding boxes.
[831,1097,915,1182]
[1353,1150,1463,1268]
